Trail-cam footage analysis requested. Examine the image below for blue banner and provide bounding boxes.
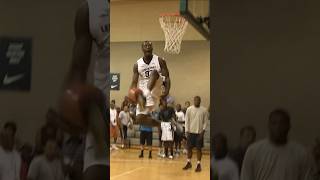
[110,73,120,91]
[0,37,32,91]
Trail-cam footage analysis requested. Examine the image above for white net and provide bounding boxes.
[159,14,188,54]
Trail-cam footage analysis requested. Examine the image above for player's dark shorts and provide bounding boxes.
[140,131,153,146]
[187,133,203,150]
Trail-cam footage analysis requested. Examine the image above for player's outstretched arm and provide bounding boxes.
[65,2,93,85]
[130,63,139,89]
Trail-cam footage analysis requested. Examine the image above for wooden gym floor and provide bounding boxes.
[110,148,210,180]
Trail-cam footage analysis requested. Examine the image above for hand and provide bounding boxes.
[199,131,205,140]
[160,92,168,101]
[201,131,205,137]
[185,132,189,138]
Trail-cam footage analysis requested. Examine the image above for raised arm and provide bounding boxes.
[130,63,139,89]
[65,2,93,85]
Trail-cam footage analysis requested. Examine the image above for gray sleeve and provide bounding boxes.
[17,154,22,180]
[232,163,240,180]
[27,158,39,180]
[300,150,315,180]
[202,110,209,131]
[185,108,190,133]
[240,148,254,180]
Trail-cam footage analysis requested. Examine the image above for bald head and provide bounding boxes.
[142,41,153,60]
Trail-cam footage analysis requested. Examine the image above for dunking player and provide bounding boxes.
[60,0,109,179]
[130,41,171,126]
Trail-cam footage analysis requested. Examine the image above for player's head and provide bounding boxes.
[240,126,256,148]
[268,108,291,145]
[44,138,58,161]
[3,121,17,137]
[176,104,182,111]
[212,133,228,160]
[0,131,15,151]
[20,143,33,161]
[123,105,129,112]
[185,101,190,107]
[110,100,115,109]
[194,96,201,107]
[142,41,153,58]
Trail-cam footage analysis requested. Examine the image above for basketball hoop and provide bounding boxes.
[159,13,188,54]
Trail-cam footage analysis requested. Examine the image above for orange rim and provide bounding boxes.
[159,12,180,17]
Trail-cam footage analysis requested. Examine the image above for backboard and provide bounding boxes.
[180,0,210,40]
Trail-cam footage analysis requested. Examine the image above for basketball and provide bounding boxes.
[128,88,143,103]
[59,83,103,133]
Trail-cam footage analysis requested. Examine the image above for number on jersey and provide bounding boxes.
[145,70,150,78]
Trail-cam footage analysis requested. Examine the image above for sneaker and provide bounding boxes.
[158,151,165,158]
[182,162,192,170]
[195,164,202,172]
[121,144,125,148]
[183,149,187,154]
[168,155,173,159]
[113,144,119,150]
[139,154,144,158]
[161,153,166,158]
[149,154,152,159]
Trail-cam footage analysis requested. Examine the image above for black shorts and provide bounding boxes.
[140,131,152,146]
[187,133,203,150]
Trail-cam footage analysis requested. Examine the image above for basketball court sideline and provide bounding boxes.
[110,149,210,180]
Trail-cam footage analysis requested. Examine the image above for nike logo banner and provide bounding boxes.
[110,73,120,91]
[0,37,32,91]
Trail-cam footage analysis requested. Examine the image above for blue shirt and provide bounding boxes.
[140,125,153,132]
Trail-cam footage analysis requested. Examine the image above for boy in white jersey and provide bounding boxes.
[59,0,109,180]
[175,104,185,155]
[130,41,171,127]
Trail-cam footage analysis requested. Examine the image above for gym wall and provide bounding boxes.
[110,41,210,108]
[212,0,320,147]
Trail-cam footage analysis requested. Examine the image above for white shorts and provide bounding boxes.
[161,122,174,141]
[136,77,164,115]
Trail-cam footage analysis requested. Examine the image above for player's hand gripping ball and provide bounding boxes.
[128,88,143,103]
[59,83,104,134]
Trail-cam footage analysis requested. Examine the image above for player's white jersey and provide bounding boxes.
[84,0,109,172]
[176,111,185,123]
[87,0,109,96]
[161,122,174,141]
[137,54,162,90]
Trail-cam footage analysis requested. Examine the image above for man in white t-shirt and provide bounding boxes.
[28,139,64,180]
[0,131,21,180]
[183,96,208,172]
[175,104,185,155]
